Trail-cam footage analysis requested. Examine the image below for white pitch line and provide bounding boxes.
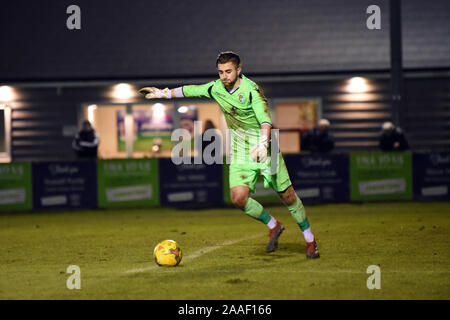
[250,270,450,274]
[123,233,262,274]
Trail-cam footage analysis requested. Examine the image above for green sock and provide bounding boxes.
[298,218,311,232]
[258,209,272,225]
[287,195,310,230]
[244,197,271,224]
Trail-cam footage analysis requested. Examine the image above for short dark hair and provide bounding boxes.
[216,51,241,68]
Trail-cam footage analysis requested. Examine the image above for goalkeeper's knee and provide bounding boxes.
[231,193,248,209]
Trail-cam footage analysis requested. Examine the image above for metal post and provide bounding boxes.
[390,0,404,127]
[125,104,133,158]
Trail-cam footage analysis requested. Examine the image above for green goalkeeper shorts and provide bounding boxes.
[229,152,292,194]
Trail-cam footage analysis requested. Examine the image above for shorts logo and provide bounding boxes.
[238,95,244,103]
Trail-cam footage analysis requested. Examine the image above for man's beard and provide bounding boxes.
[223,76,238,89]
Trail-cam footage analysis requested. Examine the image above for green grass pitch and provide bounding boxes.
[1,201,449,299]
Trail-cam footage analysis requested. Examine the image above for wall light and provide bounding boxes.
[152,103,166,121]
[113,83,134,100]
[178,106,188,113]
[87,104,97,124]
[0,86,14,102]
[347,77,369,93]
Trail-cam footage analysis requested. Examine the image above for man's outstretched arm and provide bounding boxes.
[139,81,215,99]
[138,87,183,99]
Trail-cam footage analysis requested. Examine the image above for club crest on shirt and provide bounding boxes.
[238,95,244,103]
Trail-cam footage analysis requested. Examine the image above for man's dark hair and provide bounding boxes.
[216,51,241,68]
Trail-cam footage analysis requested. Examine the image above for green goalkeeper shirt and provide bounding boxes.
[182,74,273,164]
[182,74,271,131]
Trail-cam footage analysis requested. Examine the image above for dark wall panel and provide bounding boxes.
[1,0,392,80]
[404,77,450,151]
[2,1,449,82]
[10,99,79,161]
[402,0,450,69]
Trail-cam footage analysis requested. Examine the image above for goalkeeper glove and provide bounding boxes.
[139,87,171,99]
[250,135,269,163]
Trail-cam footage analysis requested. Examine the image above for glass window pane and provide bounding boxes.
[83,105,127,159]
[132,104,174,158]
[275,100,320,153]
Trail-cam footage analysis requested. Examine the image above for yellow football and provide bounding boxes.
[153,240,182,267]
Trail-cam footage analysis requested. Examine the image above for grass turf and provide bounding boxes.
[0,201,449,300]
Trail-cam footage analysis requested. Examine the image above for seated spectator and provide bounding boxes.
[301,118,335,153]
[379,121,409,151]
[72,120,100,159]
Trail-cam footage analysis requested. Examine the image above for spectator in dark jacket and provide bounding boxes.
[301,118,335,153]
[72,120,99,159]
[379,121,409,151]
[201,119,221,159]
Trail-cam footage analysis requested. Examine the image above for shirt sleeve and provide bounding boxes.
[251,85,272,126]
[182,81,216,98]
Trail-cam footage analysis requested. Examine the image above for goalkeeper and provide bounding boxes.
[139,51,319,259]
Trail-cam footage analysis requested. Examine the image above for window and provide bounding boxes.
[82,103,176,159]
[80,100,229,159]
[274,99,321,153]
